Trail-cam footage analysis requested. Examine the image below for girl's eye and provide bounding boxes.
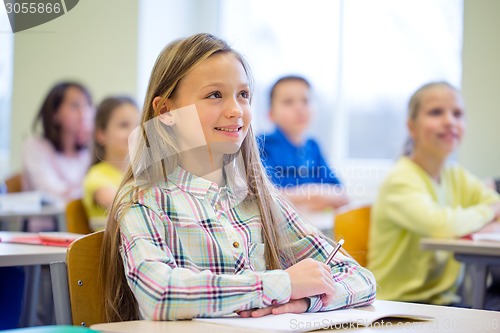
[453,109,463,118]
[238,90,250,99]
[429,108,442,116]
[207,92,222,99]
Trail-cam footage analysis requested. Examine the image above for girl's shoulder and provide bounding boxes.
[118,181,171,207]
[23,136,55,154]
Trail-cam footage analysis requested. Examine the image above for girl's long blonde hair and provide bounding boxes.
[100,33,297,322]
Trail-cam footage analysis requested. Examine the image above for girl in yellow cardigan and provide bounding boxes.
[368,81,500,305]
[83,96,140,231]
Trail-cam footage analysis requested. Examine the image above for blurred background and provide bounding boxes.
[1,0,499,203]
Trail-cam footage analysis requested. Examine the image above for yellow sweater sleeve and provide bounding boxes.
[380,159,499,239]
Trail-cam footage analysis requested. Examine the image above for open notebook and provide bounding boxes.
[471,233,500,242]
[193,304,433,333]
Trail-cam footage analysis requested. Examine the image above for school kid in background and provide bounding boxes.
[258,76,348,212]
[100,33,376,322]
[83,96,139,231]
[0,82,93,328]
[22,81,94,232]
[368,81,500,306]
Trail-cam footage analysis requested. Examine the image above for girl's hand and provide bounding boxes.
[238,299,309,318]
[285,258,336,306]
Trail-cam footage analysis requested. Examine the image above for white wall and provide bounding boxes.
[9,0,139,173]
[6,0,500,182]
[137,0,220,106]
[459,0,500,178]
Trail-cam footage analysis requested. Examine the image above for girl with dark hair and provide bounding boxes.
[22,81,93,231]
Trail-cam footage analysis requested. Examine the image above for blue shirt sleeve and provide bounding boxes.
[311,140,342,186]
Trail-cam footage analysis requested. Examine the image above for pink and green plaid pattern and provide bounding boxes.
[119,167,376,320]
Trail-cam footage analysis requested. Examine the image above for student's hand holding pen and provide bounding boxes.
[285,258,336,305]
[238,240,344,318]
[238,258,335,318]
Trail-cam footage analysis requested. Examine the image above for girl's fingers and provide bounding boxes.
[237,310,253,318]
[271,299,308,315]
[250,306,275,318]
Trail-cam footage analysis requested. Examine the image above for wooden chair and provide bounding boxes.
[333,205,371,267]
[66,199,92,234]
[51,231,105,327]
[5,173,23,193]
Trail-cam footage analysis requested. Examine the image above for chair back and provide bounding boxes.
[66,231,105,327]
[5,173,23,193]
[333,205,371,267]
[66,199,91,234]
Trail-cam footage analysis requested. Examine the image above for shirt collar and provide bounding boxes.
[165,166,225,200]
[274,127,306,149]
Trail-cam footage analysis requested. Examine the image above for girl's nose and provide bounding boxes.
[443,110,455,125]
[225,99,243,118]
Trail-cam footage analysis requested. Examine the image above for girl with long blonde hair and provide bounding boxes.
[368,82,500,305]
[100,33,375,321]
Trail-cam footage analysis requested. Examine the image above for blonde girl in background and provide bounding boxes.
[100,33,375,322]
[368,81,500,306]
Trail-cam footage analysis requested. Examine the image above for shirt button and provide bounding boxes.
[271,299,278,305]
[215,203,222,210]
[232,241,240,248]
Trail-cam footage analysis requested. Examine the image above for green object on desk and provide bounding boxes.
[2,326,100,333]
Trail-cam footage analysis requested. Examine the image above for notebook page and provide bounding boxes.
[193,307,433,333]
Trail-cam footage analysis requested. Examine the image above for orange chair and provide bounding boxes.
[333,205,371,267]
[66,199,92,234]
[5,173,23,193]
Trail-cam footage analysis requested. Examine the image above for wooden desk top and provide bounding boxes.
[91,300,500,333]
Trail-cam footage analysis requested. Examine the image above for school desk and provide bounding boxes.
[90,300,500,333]
[421,238,500,309]
[0,203,66,231]
[0,233,67,327]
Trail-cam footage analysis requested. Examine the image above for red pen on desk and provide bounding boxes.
[325,239,344,265]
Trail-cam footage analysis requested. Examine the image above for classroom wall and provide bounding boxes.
[8,0,139,173]
[459,0,500,179]
[6,0,500,180]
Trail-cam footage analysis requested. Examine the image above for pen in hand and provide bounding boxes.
[325,239,344,265]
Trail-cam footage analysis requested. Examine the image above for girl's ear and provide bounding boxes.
[95,128,107,145]
[407,119,416,139]
[268,108,275,122]
[152,96,164,117]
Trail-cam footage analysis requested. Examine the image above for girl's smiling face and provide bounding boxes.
[408,85,465,159]
[166,52,252,155]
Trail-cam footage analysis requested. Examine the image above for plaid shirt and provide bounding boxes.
[119,167,376,320]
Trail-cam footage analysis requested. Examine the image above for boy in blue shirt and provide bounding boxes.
[259,76,348,211]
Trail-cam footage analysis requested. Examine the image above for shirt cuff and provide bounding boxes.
[259,270,291,307]
[307,295,323,312]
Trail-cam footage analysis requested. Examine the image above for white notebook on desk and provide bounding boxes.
[472,233,500,242]
[193,306,433,332]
